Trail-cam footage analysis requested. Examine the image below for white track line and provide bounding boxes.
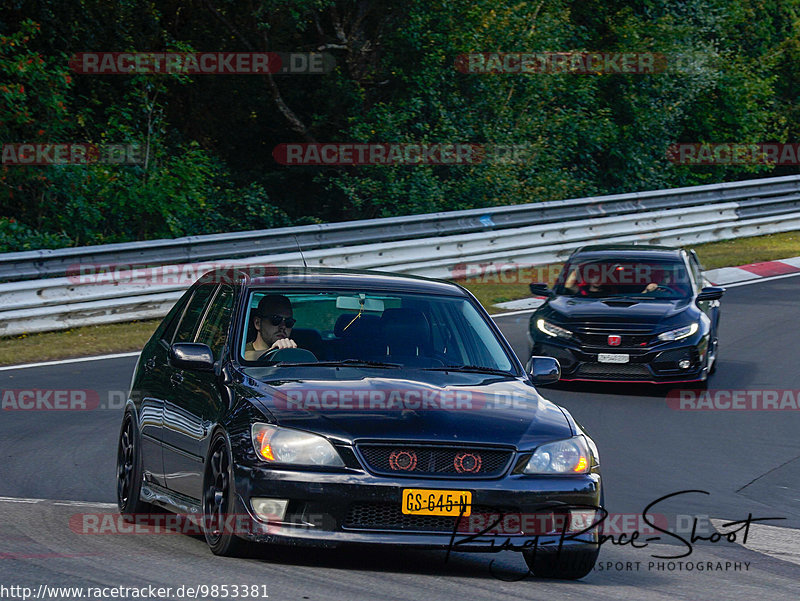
[0,496,116,508]
[0,351,140,372]
[721,271,800,288]
[711,519,800,567]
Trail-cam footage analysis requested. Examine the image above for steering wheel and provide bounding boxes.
[257,347,283,362]
[257,347,318,363]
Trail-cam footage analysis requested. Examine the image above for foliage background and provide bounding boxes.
[1,0,799,251]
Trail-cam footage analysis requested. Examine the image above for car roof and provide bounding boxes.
[569,244,685,260]
[198,265,470,296]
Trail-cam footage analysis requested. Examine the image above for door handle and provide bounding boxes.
[170,372,184,386]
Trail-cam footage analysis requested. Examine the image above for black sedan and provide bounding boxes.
[117,267,602,579]
[528,244,725,384]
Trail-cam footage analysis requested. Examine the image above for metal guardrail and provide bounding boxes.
[2,174,800,282]
[1,174,800,336]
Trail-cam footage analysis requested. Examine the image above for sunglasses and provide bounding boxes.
[260,313,296,328]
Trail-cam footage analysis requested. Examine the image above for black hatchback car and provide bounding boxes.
[117,267,602,579]
[528,244,724,384]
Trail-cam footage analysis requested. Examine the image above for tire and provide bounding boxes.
[202,432,249,556]
[116,412,153,519]
[523,547,599,580]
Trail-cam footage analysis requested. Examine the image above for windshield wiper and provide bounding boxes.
[275,359,403,368]
[423,365,513,375]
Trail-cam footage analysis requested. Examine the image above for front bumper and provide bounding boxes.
[231,463,602,550]
[531,338,709,384]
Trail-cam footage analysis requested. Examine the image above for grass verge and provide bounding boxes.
[0,230,798,366]
[0,320,159,367]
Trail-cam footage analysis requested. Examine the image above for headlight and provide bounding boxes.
[251,423,344,467]
[523,436,595,474]
[657,322,698,342]
[536,319,574,340]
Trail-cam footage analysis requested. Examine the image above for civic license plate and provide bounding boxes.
[598,353,630,363]
[402,489,472,516]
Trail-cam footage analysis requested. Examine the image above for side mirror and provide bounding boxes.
[696,286,725,302]
[527,356,561,385]
[529,282,554,298]
[169,343,215,371]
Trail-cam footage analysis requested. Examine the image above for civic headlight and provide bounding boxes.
[251,423,345,467]
[536,319,574,340]
[657,322,698,342]
[523,435,595,474]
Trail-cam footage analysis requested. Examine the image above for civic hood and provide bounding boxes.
[544,295,694,325]
[244,373,572,450]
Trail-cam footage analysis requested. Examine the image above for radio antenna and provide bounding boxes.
[293,235,308,269]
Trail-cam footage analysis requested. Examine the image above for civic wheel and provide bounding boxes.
[202,432,248,556]
[116,413,152,519]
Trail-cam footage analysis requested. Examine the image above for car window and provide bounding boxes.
[196,285,235,360]
[687,252,704,290]
[553,258,692,299]
[240,289,516,373]
[173,283,217,344]
[160,290,191,344]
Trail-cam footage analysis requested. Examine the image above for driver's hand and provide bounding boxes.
[642,282,658,292]
[269,338,298,351]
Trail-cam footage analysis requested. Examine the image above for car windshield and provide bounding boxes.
[238,289,516,373]
[553,258,692,300]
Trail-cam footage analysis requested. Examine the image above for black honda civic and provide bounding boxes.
[117,267,602,579]
[528,244,724,384]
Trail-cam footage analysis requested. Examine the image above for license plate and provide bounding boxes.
[598,353,630,363]
[402,489,472,516]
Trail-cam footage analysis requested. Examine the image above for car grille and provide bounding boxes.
[343,502,518,532]
[573,325,655,348]
[574,363,653,379]
[356,444,513,478]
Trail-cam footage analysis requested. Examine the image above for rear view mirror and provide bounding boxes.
[696,286,725,302]
[529,283,554,298]
[336,294,385,312]
[169,343,215,371]
[527,356,561,385]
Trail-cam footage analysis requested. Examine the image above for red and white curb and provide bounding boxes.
[704,256,800,286]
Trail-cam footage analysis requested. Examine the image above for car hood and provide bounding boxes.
[544,295,694,325]
[245,374,572,450]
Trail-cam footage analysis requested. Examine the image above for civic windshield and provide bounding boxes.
[553,258,692,299]
[239,289,516,373]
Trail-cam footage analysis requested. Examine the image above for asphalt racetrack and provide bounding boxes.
[1,275,799,600]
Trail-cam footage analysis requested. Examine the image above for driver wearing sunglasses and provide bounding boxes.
[244,294,298,361]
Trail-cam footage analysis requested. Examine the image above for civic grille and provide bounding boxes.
[575,363,653,380]
[343,503,518,532]
[573,325,655,348]
[357,444,513,478]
